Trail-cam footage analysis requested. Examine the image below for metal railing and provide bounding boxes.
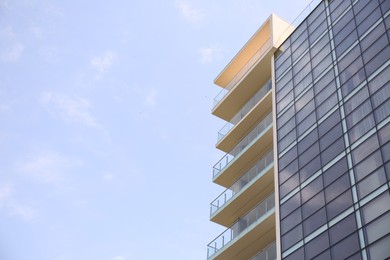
[207,193,275,259]
[210,150,273,216]
[213,113,272,177]
[250,242,277,260]
[217,80,272,142]
[213,39,272,107]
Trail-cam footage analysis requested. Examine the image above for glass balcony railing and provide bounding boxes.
[217,80,272,142]
[250,242,276,260]
[213,112,272,177]
[213,39,271,108]
[210,150,273,216]
[207,193,275,259]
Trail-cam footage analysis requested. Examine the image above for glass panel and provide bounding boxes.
[351,133,379,164]
[299,141,320,168]
[302,191,325,219]
[304,230,329,259]
[301,175,323,204]
[303,207,327,237]
[300,155,321,183]
[344,86,369,115]
[364,211,390,245]
[282,224,303,251]
[329,213,357,245]
[330,232,360,260]
[318,109,341,137]
[281,192,301,219]
[348,114,375,144]
[321,136,345,166]
[280,173,299,199]
[367,235,390,260]
[326,189,353,220]
[284,247,304,260]
[280,159,298,184]
[354,150,383,182]
[281,207,302,235]
[324,172,350,203]
[361,191,390,225]
[323,156,348,187]
[345,99,372,129]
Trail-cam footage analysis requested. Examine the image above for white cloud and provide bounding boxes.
[17,151,73,183]
[40,92,98,127]
[30,25,45,39]
[199,44,223,63]
[0,183,36,221]
[91,51,116,73]
[175,1,203,25]
[0,26,25,63]
[145,89,158,107]
[112,256,126,260]
[103,174,114,181]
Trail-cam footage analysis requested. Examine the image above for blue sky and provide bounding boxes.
[0,0,315,259]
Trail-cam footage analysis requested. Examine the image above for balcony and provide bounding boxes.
[207,193,275,260]
[213,113,273,187]
[213,39,271,109]
[210,150,274,225]
[250,242,276,260]
[217,80,272,143]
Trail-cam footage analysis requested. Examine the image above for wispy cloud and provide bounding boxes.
[0,26,25,63]
[199,44,224,63]
[17,151,75,184]
[112,256,126,260]
[175,1,204,25]
[91,51,116,73]
[40,92,98,127]
[0,183,36,221]
[145,89,158,107]
[30,25,45,39]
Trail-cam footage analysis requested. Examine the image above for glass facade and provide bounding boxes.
[274,0,390,259]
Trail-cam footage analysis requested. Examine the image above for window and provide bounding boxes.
[323,156,348,187]
[304,230,329,259]
[301,175,323,204]
[326,189,353,220]
[354,150,383,181]
[303,207,327,237]
[329,213,357,245]
[361,191,390,225]
[324,172,350,203]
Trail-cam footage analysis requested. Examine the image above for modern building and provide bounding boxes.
[207,0,390,259]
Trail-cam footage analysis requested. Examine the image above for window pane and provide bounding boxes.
[282,224,303,251]
[302,191,325,219]
[325,172,350,203]
[331,232,360,260]
[326,189,353,220]
[301,175,323,204]
[344,86,369,115]
[364,212,390,245]
[361,191,390,225]
[304,230,329,259]
[351,133,379,163]
[281,207,302,235]
[329,213,357,245]
[367,235,390,260]
[303,207,327,237]
[354,150,383,181]
[281,192,301,219]
[357,167,386,199]
[323,156,348,187]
